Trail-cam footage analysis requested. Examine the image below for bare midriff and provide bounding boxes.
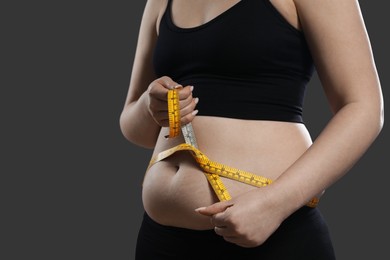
[142,116,314,230]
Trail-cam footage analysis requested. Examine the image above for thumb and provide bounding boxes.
[195,201,234,216]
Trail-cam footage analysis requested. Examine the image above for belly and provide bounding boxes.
[141,116,313,230]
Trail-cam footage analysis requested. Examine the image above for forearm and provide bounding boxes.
[271,101,383,215]
[119,91,161,149]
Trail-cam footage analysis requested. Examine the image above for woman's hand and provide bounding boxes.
[195,188,286,248]
[147,76,199,127]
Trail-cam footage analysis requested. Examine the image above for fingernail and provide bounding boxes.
[194,97,199,104]
[195,207,206,212]
[192,110,199,116]
[174,84,183,89]
[190,86,194,92]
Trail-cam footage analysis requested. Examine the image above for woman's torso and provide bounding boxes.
[142,117,313,230]
[142,0,316,230]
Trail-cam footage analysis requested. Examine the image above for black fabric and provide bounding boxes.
[153,0,315,123]
[135,207,336,259]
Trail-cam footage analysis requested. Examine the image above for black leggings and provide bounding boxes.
[135,207,336,260]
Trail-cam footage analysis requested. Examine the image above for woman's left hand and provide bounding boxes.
[195,188,286,248]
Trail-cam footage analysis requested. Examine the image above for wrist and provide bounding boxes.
[140,91,160,126]
[264,180,306,220]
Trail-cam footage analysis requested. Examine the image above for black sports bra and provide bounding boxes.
[153,0,315,123]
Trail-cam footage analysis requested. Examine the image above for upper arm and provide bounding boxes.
[124,0,168,106]
[294,0,382,113]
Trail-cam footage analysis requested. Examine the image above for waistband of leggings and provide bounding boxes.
[142,206,317,233]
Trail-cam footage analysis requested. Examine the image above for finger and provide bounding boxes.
[177,85,193,100]
[148,83,170,101]
[213,226,226,236]
[210,215,227,228]
[149,77,182,101]
[220,235,263,248]
[211,231,254,248]
[195,201,234,216]
[213,227,236,238]
[181,110,199,126]
[222,237,252,248]
[180,97,199,117]
[179,93,194,109]
[155,76,181,90]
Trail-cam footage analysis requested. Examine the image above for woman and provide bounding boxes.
[120,0,384,259]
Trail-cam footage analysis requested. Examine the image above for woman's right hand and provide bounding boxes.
[147,76,199,127]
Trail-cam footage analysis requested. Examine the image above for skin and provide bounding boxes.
[120,0,384,248]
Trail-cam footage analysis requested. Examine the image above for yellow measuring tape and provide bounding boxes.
[167,89,180,138]
[149,89,319,207]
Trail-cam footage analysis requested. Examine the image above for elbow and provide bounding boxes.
[119,119,134,145]
[367,99,384,138]
[374,90,385,135]
[119,112,157,149]
[369,83,385,135]
[119,111,130,140]
[378,103,385,134]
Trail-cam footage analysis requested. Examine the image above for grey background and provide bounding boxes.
[2,0,388,259]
